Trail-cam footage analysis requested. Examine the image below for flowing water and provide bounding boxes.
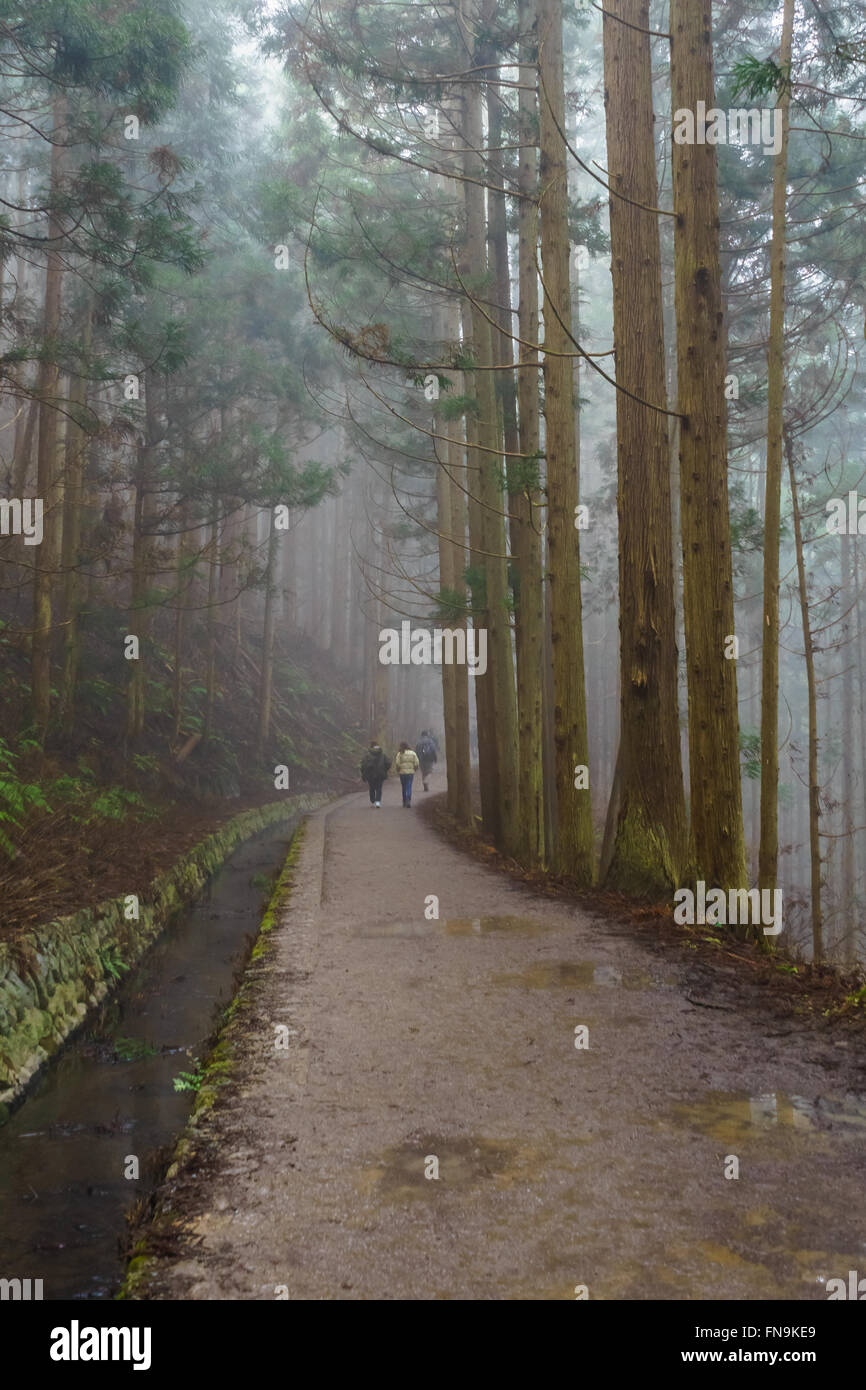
[0,820,300,1300]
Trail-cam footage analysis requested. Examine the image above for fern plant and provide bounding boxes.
[173,1063,204,1093]
[0,737,50,856]
[99,948,130,982]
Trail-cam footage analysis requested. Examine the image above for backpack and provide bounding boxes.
[417,737,436,761]
[361,748,387,780]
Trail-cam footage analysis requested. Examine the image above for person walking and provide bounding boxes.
[360,740,390,807]
[394,741,420,807]
[415,729,438,791]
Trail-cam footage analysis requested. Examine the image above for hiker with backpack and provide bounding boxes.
[360,741,390,807]
[394,741,420,807]
[415,729,438,791]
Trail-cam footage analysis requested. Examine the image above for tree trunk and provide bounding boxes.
[508,0,546,865]
[31,94,67,735]
[840,531,855,963]
[204,500,219,740]
[444,298,473,826]
[758,0,795,897]
[59,302,93,732]
[786,429,822,961]
[431,299,459,815]
[601,0,688,896]
[11,397,38,497]
[460,69,520,852]
[173,501,190,741]
[856,545,866,951]
[670,0,747,892]
[537,0,593,881]
[126,373,160,743]
[257,508,278,757]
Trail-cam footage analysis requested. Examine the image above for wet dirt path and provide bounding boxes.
[136,786,866,1300]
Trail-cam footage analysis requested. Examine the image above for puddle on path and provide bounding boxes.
[355,922,435,938]
[491,961,652,990]
[444,916,548,936]
[671,1090,866,1145]
[666,1229,866,1297]
[355,915,549,939]
[357,1133,543,1201]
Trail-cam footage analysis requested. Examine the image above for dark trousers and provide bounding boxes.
[368,777,384,803]
[399,773,414,805]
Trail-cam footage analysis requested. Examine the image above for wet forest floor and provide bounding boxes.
[124,780,866,1301]
[428,799,866,1031]
[0,794,283,938]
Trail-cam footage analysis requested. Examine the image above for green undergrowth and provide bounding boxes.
[0,732,164,861]
[0,623,365,868]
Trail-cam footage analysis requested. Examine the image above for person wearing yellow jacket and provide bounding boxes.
[394,742,420,807]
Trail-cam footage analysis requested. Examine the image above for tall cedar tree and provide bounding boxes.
[670,0,747,895]
[538,0,593,881]
[758,0,795,897]
[601,0,687,896]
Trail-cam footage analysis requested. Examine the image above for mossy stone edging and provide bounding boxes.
[119,820,310,1300]
[0,793,330,1118]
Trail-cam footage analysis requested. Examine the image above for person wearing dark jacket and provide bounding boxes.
[415,730,438,791]
[360,741,390,807]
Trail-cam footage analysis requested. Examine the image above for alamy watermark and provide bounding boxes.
[673,103,781,157]
[826,492,866,534]
[673,881,783,935]
[0,1276,43,1299]
[49,1320,151,1370]
[0,498,43,545]
[378,621,487,676]
[826,1270,866,1299]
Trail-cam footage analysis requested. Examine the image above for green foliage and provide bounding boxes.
[99,948,130,983]
[50,774,87,800]
[0,0,186,114]
[48,777,152,827]
[439,393,477,422]
[78,678,118,718]
[173,1062,204,1093]
[731,54,791,102]
[567,200,609,258]
[834,38,866,69]
[145,677,173,716]
[739,728,761,780]
[730,503,764,553]
[0,737,51,856]
[435,586,471,624]
[463,564,487,610]
[506,454,543,495]
[89,788,146,822]
[113,1036,158,1062]
[131,753,160,775]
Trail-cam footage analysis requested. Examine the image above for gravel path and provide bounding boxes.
[136,783,866,1300]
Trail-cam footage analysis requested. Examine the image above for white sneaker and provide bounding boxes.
[375,801,381,807]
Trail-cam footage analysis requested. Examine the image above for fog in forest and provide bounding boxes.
[3,0,866,1329]
[1,0,864,967]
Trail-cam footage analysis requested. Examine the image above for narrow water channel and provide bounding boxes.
[0,820,300,1301]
